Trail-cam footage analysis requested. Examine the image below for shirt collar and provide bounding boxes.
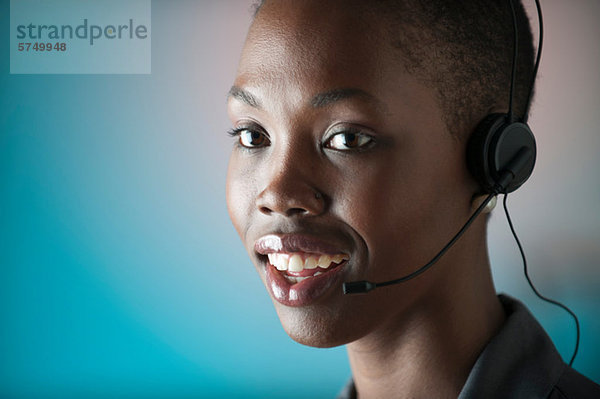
[336,294,566,399]
[458,294,566,398]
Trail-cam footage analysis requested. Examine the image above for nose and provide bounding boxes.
[256,156,326,217]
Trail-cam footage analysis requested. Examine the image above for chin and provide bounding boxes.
[271,300,368,348]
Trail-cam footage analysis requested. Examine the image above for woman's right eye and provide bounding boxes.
[228,127,271,148]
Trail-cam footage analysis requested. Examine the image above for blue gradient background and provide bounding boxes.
[1,1,598,398]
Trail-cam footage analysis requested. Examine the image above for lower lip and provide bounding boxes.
[265,261,347,307]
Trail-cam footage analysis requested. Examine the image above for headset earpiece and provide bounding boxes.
[467,113,537,194]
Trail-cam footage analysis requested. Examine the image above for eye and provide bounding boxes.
[228,127,270,148]
[325,129,374,151]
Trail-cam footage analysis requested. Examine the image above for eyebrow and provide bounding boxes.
[227,86,261,109]
[310,88,381,109]
[227,86,382,110]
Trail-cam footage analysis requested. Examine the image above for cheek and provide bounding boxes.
[332,154,441,277]
[335,155,433,230]
[225,154,256,238]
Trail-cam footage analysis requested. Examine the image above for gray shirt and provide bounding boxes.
[336,295,600,399]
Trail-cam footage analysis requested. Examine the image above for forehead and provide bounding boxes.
[235,0,391,98]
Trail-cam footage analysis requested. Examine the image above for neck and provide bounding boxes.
[345,250,505,398]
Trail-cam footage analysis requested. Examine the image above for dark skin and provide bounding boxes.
[226,1,505,397]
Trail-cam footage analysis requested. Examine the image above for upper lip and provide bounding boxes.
[254,234,349,256]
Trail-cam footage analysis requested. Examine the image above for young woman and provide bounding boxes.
[225,1,600,397]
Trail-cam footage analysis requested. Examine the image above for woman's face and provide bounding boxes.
[226,0,475,347]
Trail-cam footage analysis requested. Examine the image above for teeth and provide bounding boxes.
[317,255,331,268]
[305,257,318,269]
[332,254,344,264]
[268,253,286,271]
[266,252,349,273]
[288,254,303,272]
[267,253,288,271]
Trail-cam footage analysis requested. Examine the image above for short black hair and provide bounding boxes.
[252,0,535,139]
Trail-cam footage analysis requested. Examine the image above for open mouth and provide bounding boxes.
[254,234,351,306]
[266,252,349,284]
[260,251,350,306]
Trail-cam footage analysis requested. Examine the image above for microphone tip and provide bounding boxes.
[343,281,376,295]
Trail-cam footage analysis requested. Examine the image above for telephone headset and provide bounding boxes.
[342,0,581,366]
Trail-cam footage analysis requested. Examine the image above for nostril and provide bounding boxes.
[255,184,326,217]
[259,206,308,216]
[259,206,273,215]
[286,207,308,216]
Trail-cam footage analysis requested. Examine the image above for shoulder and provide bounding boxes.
[547,366,600,399]
[459,295,600,399]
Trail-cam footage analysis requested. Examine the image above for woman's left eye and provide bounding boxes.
[325,131,374,151]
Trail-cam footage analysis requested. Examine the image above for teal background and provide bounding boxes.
[1,1,598,398]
